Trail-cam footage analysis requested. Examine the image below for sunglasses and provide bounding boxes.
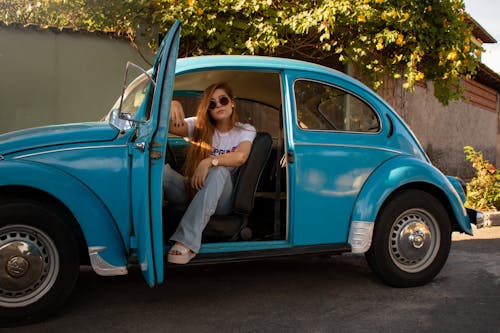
[208,96,230,111]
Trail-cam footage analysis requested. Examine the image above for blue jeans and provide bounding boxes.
[162,164,234,253]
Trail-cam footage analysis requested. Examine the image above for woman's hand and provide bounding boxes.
[190,158,211,190]
[170,100,185,126]
[169,100,188,136]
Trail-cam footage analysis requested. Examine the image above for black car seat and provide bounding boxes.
[201,131,273,241]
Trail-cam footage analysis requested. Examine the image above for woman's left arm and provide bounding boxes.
[190,141,253,190]
[213,141,253,167]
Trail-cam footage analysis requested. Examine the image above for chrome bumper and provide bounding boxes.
[476,212,484,228]
[466,208,484,229]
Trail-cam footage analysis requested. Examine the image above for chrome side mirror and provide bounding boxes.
[109,109,133,132]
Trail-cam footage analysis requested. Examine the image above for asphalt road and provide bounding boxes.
[7,226,500,333]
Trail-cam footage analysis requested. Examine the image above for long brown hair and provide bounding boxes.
[183,82,239,190]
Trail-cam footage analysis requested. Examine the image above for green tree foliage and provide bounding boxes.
[0,0,154,59]
[1,0,480,105]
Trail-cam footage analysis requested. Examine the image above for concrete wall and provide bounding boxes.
[377,78,498,179]
[0,26,154,134]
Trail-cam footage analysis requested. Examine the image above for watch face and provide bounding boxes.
[212,157,219,167]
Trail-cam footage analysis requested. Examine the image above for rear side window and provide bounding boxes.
[294,80,380,133]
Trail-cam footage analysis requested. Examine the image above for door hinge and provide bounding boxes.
[150,142,163,160]
[150,151,163,160]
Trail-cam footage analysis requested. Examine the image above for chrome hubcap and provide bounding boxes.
[0,225,59,307]
[7,254,30,278]
[408,230,425,249]
[389,209,440,273]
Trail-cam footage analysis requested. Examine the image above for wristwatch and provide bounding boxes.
[211,157,219,167]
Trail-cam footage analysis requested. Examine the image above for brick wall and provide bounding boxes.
[463,78,497,112]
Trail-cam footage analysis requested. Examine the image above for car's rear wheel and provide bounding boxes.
[0,199,80,326]
[365,189,452,287]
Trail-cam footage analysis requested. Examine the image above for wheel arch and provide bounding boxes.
[0,160,128,271]
[0,185,89,265]
[375,182,463,233]
[349,156,472,250]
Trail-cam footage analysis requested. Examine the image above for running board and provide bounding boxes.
[166,243,351,266]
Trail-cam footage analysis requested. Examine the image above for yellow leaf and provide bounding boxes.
[358,14,366,23]
[447,50,457,61]
[416,72,425,81]
[396,34,405,46]
[197,8,203,15]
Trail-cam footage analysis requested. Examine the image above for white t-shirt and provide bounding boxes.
[185,117,257,176]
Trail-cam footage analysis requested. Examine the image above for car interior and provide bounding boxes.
[162,70,288,244]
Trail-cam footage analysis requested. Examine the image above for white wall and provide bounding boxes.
[377,78,498,179]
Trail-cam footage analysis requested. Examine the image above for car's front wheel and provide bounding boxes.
[365,189,452,287]
[0,199,80,326]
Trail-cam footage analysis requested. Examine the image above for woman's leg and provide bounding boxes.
[170,166,233,253]
[162,164,190,238]
[162,163,188,207]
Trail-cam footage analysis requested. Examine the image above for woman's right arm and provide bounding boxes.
[169,100,189,137]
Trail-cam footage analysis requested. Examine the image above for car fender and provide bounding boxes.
[0,159,128,275]
[348,155,472,253]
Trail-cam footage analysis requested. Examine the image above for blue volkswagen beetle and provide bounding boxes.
[0,21,481,325]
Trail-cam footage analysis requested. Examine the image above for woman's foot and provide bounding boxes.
[167,242,196,264]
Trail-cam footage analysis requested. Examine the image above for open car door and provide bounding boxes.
[132,20,180,287]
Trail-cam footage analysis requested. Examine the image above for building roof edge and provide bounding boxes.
[466,15,497,43]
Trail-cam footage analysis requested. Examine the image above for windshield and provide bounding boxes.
[106,74,150,120]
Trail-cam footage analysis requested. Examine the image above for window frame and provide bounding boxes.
[292,78,382,135]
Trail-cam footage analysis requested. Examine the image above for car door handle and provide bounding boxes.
[133,142,146,151]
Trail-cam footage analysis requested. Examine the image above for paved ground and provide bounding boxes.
[7,226,500,333]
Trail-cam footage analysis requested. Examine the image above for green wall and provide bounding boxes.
[0,26,154,133]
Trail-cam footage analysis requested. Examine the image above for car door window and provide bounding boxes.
[294,80,380,132]
[172,95,280,138]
